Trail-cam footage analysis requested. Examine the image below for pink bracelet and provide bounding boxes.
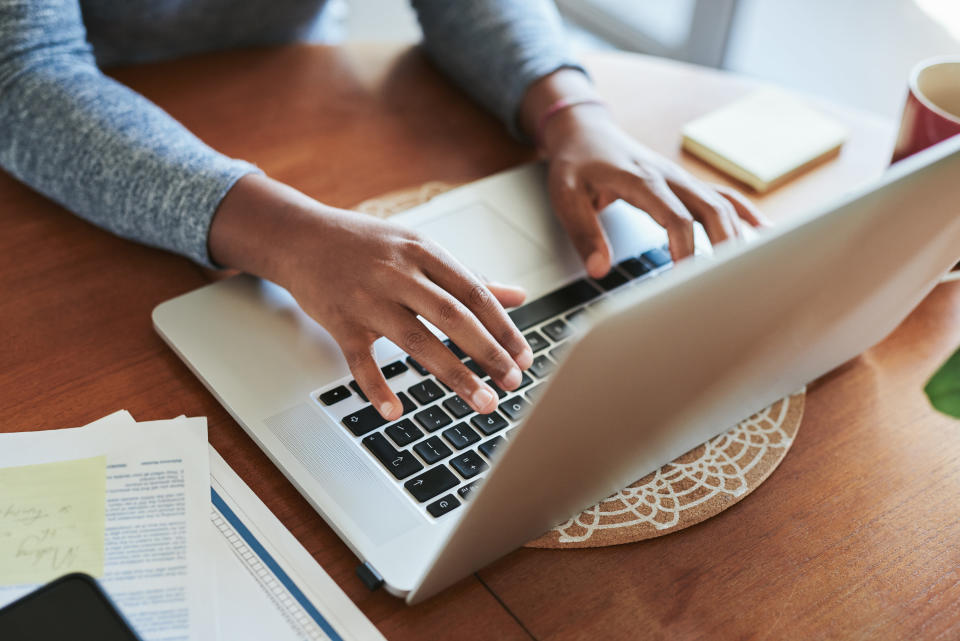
[535,97,607,150]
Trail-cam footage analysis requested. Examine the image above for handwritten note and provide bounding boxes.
[0,456,106,585]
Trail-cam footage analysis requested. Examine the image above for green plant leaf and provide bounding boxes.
[925,345,960,419]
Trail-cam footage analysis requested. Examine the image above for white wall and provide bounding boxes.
[725,0,960,118]
[341,0,960,119]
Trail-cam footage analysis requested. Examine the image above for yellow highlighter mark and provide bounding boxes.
[0,455,107,586]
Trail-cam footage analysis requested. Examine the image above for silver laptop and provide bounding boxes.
[153,136,960,604]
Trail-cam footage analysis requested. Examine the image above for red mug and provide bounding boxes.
[893,57,960,278]
[892,56,960,163]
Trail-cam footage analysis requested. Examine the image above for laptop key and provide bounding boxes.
[642,247,672,268]
[442,423,480,450]
[471,411,508,436]
[565,307,586,322]
[408,379,444,405]
[362,433,423,479]
[348,380,368,402]
[508,279,602,331]
[500,397,529,421]
[396,392,417,415]
[385,419,424,447]
[318,385,351,406]
[344,394,418,436]
[463,359,487,377]
[414,405,453,432]
[381,360,408,379]
[442,395,473,419]
[458,480,480,500]
[542,319,570,342]
[414,436,453,464]
[592,269,629,291]
[524,331,550,353]
[478,436,505,460]
[426,494,461,518]
[342,405,386,436]
[525,384,545,402]
[529,355,555,379]
[517,372,533,389]
[550,342,571,362]
[443,339,467,359]
[484,379,507,399]
[406,356,429,376]
[618,257,651,279]
[450,451,489,479]
[405,466,459,502]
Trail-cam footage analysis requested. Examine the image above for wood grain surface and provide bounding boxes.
[2,42,957,640]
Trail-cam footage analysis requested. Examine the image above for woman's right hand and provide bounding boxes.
[209,174,533,421]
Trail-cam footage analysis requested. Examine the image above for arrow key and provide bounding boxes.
[405,466,459,502]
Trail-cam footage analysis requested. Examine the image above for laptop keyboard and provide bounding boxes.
[313,246,674,521]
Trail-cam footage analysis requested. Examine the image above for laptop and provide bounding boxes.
[153,136,960,604]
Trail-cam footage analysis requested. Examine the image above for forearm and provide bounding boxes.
[411,0,586,138]
[0,62,257,265]
[0,0,258,266]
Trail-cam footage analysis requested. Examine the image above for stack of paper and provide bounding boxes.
[0,411,384,641]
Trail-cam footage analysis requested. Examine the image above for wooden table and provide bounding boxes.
[3,43,959,640]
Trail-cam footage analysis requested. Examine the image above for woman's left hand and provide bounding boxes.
[522,70,770,279]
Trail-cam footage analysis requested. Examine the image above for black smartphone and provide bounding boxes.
[0,573,142,641]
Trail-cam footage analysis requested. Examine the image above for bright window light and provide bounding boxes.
[915,0,960,41]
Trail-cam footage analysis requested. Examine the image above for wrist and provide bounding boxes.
[208,174,328,285]
[538,103,617,160]
[518,68,600,140]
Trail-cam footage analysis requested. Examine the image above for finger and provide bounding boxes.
[407,277,524,391]
[339,338,404,421]
[549,173,614,278]
[712,184,773,228]
[606,170,696,260]
[664,175,740,244]
[418,247,534,371]
[379,306,499,414]
[487,283,527,309]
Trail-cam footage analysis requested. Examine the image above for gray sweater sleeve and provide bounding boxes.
[0,0,260,267]
[411,0,585,138]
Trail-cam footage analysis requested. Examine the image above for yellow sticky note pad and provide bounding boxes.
[681,89,848,192]
[0,456,107,585]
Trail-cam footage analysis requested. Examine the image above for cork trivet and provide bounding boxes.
[354,181,465,219]
[356,183,806,548]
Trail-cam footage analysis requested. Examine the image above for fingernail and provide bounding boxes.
[471,386,496,411]
[586,252,606,277]
[516,347,534,370]
[380,402,395,419]
[502,366,521,390]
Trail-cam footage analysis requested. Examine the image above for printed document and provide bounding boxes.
[0,411,215,641]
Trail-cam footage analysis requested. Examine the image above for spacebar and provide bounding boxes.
[508,279,601,331]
